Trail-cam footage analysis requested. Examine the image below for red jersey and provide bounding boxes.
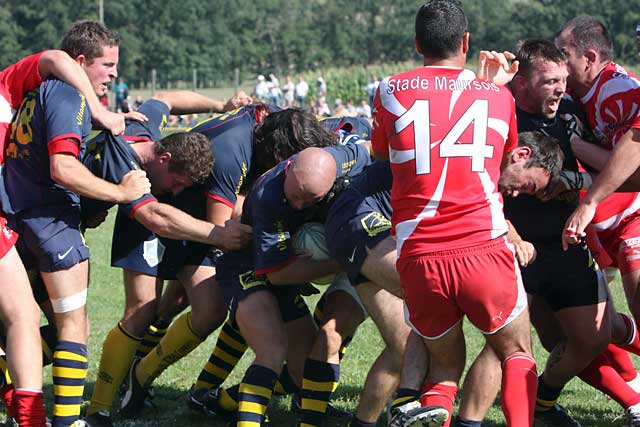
[0,52,44,165]
[574,62,640,232]
[372,66,518,258]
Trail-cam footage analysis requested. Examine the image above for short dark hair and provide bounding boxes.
[514,39,566,78]
[61,20,120,61]
[415,0,467,59]
[252,108,337,175]
[556,16,613,61]
[154,132,213,184]
[518,131,564,190]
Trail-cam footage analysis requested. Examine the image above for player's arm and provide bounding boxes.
[153,90,251,115]
[506,220,536,267]
[133,202,251,251]
[207,198,234,226]
[563,128,640,248]
[38,50,125,135]
[265,257,343,286]
[50,153,150,203]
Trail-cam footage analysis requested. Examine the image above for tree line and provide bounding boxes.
[0,0,638,89]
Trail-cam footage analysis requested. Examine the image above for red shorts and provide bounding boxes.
[0,216,18,260]
[594,214,640,276]
[397,237,527,338]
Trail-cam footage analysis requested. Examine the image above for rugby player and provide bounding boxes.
[371,2,563,425]
[451,39,640,427]
[0,47,126,427]
[0,21,151,427]
[80,91,253,427]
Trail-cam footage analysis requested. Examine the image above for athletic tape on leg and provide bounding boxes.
[51,289,88,313]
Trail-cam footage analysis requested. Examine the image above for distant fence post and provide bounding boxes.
[151,69,157,95]
[234,68,239,93]
[192,68,197,91]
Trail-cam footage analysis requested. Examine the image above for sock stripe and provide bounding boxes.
[212,348,242,366]
[239,383,273,399]
[52,366,87,379]
[221,320,245,343]
[53,385,84,397]
[218,330,248,353]
[302,378,338,393]
[54,351,87,363]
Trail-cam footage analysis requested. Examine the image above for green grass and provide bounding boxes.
[26,210,632,426]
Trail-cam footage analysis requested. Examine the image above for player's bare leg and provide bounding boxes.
[457,342,501,425]
[361,236,402,298]
[353,281,409,424]
[622,270,640,326]
[283,313,318,387]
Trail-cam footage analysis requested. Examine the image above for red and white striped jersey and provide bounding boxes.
[0,52,43,165]
[575,62,640,232]
[372,66,518,258]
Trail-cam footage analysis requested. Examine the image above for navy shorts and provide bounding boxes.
[522,243,608,311]
[111,201,217,280]
[217,251,310,325]
[8,204,90,272]
[325,192,391,285]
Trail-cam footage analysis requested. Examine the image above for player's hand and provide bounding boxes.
[120,110,149,123]
[559,112,588,143]
[476,50,519,86]
[562,202,596,250]
[92,107,126,135]
[223,91,252,112]
[213,219,253,251]
[513,239,537,267]
[117,170,151,203]
[84,210,109,229]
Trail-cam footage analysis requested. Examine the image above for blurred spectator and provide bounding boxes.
[316,96,330,116]
[268,73,281,106]
[133,95,144,111]
[114,77,129,113]
[316,76,327,99]
[283,75,295,106]
[345,100,357,116]
[365,74,379,107]
[356,100,371,118]
[637,24,640,56]
[255,75,269,102]
[295,75,309,107]
[332,98,348,117]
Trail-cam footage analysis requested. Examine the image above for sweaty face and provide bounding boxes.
[498,163,550,198]
[521,61,568,118]
[82,45,119,96]
[555,32,587,92]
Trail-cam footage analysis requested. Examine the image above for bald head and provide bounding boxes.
[284,148,337,210]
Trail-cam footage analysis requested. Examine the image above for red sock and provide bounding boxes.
[420,382,457,427]
[606,344,638,382]
[1,384,16,418]
[501,353,537,427]
[617,313,640,357]
[13,389,46,427]
[579,351,640,408]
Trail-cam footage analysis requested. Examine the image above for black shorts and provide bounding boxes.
[522,243,608,311]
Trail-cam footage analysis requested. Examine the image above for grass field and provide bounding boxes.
[16,210,621,426]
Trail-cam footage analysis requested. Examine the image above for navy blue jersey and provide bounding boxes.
[319,116,372,142]
[241,141,371,275]
[189,104,263,208]
[81,99,169,218]
[504,97,583,244]
[2,79,92,214]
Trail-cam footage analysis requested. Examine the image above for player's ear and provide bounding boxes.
[414,37,424,55]
[584,49,598,68]
[513,146,532,162]
[159,152,172,164]
[461,32,470,55]
[75,54,88,67]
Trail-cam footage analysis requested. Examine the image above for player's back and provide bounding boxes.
[372,67,517,257]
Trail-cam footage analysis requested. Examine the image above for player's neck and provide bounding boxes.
[423,55,465,69]
[130,142,156,167]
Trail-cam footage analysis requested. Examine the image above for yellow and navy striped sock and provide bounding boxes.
[237,364,278,426]
[194,318,247,391]
[87,322,141,416]
[40,324,57,366]
[390,388,420,412]
[297,359,339,427]
[52,340,88,427]
[136,312,204,386]
[218,384,240,412]
[134,318,170,359]
[274,364,298,396]
[535,374,562,413]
